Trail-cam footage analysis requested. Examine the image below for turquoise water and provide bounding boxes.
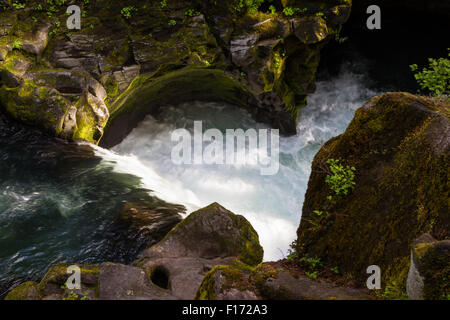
[0,114,181,297]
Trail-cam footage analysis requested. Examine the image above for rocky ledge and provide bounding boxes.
[5,202,372,300]
[0,0,351,146]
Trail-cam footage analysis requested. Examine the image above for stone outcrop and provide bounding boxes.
[5,203,263,300]
[196,261,373,300]
[296,92,449,297]
[0,0,351,145]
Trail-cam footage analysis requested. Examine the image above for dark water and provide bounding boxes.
[0,112,180,298]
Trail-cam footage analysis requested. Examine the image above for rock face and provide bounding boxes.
[296,92,449,297]
[0,0,351,145]
[5,202,263,300]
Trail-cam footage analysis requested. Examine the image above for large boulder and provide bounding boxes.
[296,92,449,297]
[135,202,264,299]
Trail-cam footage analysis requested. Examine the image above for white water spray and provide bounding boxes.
[93,70,378,261]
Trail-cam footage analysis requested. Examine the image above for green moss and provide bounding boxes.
[102,67,256,145]
[297,92,449,288]
[195,264,253,300]
[5,281,38,300]
[420,242,450,300]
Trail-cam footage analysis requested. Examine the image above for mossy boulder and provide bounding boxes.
[134,202,263,299]
[296,92,449,296]
[6,263,100,300]
[195,263,258,300]
[140,202,263,266]
[4,281,38,300]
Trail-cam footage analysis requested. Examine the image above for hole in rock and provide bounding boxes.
[150,266,170,290]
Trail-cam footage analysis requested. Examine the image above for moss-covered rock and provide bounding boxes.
[4,281,38,300]
[196,260,373,300]
[0,0,351,145]
[296,92,450,297]
[100,67,257,147]
[196,263,258,300]
[140,202,264,266]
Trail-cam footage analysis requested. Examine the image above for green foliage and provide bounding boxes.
[313,210,324,216]
[377,283,409,300]
[12,2,26,10]
[325,159,356,196]
[12,39,22,49]
[236,0,273,14]
[160,0,167,9]
[331,266,340,275]
[410,49,450,96]
[300,256,322,270]
[268,5,276,14]
[168,19,177,27]
[121,6,137,20]
[283,7,307,16]
[305,271,318,280]
[185,9,200,17]
[287,240,298,260]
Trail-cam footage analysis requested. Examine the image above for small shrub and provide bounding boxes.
[325,159,356,196]
[410,49,450,96]
[305,271,318,280]
[300,256,322,270]
[121,6,137,20]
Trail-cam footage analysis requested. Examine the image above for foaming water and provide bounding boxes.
[100,69,378,261]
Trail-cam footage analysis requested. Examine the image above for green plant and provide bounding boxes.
[378,283,408,300]
[410,49,450,96]
[300,256,322,270]
[63,290,79,300]
[286,240,299,260]
[160,0,167,9]
[283,7,307,16]
[185,9,200,17]
[12,2,25,10]
[12,39,22,49]
[331,266,340,275]
[305,271,318,280]
[236,0,268,14]
[121,6,137,19]
[325,159,356,196]
[268,5,276,14]
[313,210,324,217]
[168,19,177,27]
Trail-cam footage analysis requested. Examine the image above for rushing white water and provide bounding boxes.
[93,69,378,261]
